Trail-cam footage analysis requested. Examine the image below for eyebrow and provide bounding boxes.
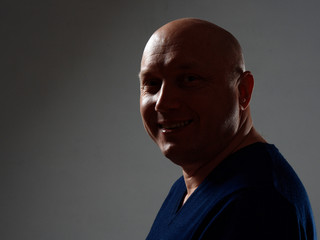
[138,71,150,80]
[177,63,199,70]
[138,61,201,79]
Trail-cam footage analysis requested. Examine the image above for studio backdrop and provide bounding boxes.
[1,0,319,239]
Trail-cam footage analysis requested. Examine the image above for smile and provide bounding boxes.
[159,120,192,130]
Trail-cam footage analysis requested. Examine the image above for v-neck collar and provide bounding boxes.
[172,142,274,218]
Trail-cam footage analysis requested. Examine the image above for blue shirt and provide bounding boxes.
[146,143,317,240]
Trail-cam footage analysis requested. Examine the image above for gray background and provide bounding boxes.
[1,0,319,239]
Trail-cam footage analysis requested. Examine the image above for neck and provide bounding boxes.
[181,114,266,204]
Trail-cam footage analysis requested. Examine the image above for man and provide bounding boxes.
[139,18,316,240]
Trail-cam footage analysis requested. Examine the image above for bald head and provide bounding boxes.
[139,18,258,165]
[141,18,245,79]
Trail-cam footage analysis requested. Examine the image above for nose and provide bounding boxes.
[155,83,180,112]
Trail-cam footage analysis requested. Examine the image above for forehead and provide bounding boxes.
[140,33,223,76]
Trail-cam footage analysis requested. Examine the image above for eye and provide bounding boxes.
[141,79,162,93]
[146,79,161,86]
[180,74,203,87]
[184,75,198,82]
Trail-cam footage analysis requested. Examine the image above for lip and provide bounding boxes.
[158,119,193,133]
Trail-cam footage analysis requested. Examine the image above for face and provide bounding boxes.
[139,27,242,166]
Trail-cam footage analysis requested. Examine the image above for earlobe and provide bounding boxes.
[238,71,254,110]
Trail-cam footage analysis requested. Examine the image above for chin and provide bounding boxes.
[161,144,181,160]
[160,144,196,167]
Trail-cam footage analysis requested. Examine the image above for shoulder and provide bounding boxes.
[196,143,316,239]
[196,187,312,240]
[219,143,308,196]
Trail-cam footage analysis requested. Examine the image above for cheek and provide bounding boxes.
[220,95,240,132]
[201,90,239,129]
[140,95,157,137]
[140,95,154,121]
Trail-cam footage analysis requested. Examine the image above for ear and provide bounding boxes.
[238,71,254,110]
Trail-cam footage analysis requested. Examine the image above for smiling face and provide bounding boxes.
[139,19,245,166]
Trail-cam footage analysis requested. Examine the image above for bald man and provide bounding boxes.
[139,18,316,240]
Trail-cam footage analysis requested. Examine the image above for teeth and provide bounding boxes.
[160,120,191,129]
